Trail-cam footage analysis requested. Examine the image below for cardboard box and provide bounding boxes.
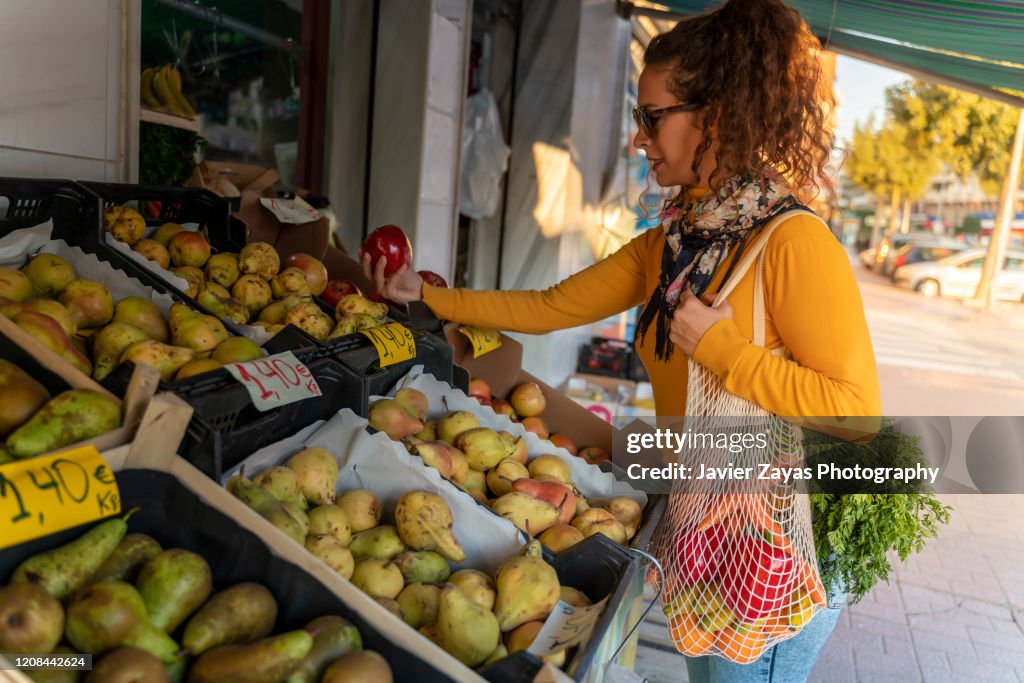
[562,373,637,424]
[233,189,331,263]
[189,160,280,199]
[442,324,617,453]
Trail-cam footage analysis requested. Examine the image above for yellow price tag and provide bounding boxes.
[0,445,121,550]
[361,322,417,368]
[458,325,502,358]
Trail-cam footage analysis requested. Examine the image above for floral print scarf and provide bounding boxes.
[636,169,805,362]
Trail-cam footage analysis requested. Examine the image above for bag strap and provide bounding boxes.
[711,209,821,347]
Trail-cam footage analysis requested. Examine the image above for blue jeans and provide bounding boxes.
[683,577,847,683]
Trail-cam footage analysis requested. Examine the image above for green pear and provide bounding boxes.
[321,651,393,683]
[136,549,213,633]
[187,630,313,683]
[64,581,180,664]
[286,616,362,683]
[92,322,150,380]
[182,583,277,656]
[0,358,50,439]
[396,582,441,630]
[436,584,500,667]
[12,510,132,599]
[347,526,406,561]
[437,410,480,445]
[85,646,169,683]
[21,253,75,297]
[92,533,163,583]
[6,389,121,459]
[0,583,64,655]
[112,297,169,343]
[392,550,451,584]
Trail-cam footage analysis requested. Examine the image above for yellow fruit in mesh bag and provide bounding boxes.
[787,588,816,628]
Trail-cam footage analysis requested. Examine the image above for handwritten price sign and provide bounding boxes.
[224,351,322,412]
[457,325,502,358]
[527,596,610,657]
[361,322,416,368]
[0,446,121,549]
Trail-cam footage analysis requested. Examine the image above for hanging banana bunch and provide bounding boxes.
[140,64,197,120]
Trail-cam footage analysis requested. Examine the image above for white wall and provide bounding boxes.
[0,0,134,181]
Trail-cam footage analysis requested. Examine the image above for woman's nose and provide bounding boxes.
[633,128,648,150]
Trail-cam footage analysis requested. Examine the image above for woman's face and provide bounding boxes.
[633,65,716,188]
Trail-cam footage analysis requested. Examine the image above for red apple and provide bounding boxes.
[578,447,610,466]
[320,279,362,309]
[284,253,329,296]
[418,270,448,288]
[363,225,412,276]
[491,399,518,421]
[521,416,550,439]
[468,377,491,404]
[549,433,578,456]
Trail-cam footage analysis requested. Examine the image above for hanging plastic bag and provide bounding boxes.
[652,211,829,664]
[459,89,510,219]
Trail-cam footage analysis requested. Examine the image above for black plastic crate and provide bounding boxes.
[100,350,357,480]
[480,533,641,682]
[0,469,453,682]
[577,337,633,379]
[322,328,458,416]
[0,178,99,232]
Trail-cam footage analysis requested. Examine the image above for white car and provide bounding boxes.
[893,249,1024,302]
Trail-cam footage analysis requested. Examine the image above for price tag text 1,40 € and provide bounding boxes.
[224,351,322,412]
[0,445,121,549]
[458,325,502,358]
[362,322,416,367]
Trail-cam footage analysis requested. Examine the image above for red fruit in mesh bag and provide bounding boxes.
[675,523,726,584]
[720,535,796,623]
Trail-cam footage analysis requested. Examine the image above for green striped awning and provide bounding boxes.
[622,1,1024,106]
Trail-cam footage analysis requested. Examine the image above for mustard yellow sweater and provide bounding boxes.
[422,213,881,418]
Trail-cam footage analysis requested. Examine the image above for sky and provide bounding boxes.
[833,55,911,150]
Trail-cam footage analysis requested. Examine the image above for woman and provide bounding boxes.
[365,0,880,679]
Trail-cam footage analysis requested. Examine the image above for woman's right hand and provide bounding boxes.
[361,251,425,304]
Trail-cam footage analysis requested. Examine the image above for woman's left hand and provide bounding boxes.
[670,290,733,356]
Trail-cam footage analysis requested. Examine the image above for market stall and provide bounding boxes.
[0,178,660,682]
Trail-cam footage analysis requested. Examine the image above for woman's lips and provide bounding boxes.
[649,157,663,170]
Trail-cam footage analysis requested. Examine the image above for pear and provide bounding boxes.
[336,489,381,533]
[22,298,76,337]
[151,223,185,247]
[396,582,441,629]
[456,427,514,471]
[136,549,213,633]
[204,282,231,299]
[347,526,406,561]
[112,297,169,342]
[367,399,423,440]
[187,630,313,683]
[486,459,530,497]
[92,533,163,583]
[256,299,289,325]
[182,583,277,656]
[460,469,487,499]
[321,651,393,683]
[12,510,132,599]
[328,316,358,339]
[448,569,496,610]
[21,253,75,297]
[65,581,180,664]
[0,358,50,438]
[24,646,80,683]
[604,496,644,539]
[120,340,194,381]
[59,279,114,329]
[232,481,306,545]
[483,643,509,667]
[0,266,34,302]
[304,535,354,579]
[286,447,339,505]
[92,322,150,380]
[392,550,451,584]
[171,313,229,356]
[174,266,208,294]
[538,524,585,553]
[86,646,170,683]
[491,491,560,537]
[175,358,223,380]
[493,542,561,631]
[414,421,437,441]
[572,508,628,544]
[263,505,308,545]
[212,337,263,364]
[282,502,310,538]
[437,410,479,445]
[253,466,307,510]
[527,454,571,483]
[501,432,529,464]
[232,275,273,317]
[394,491,465,563]
[375,598,404,620]
[334,294,387,319]
[449,448,469,485]
[0,584,64,655]
[288,616,362,683]
[436,584,500,667]
[307,505,352,545]
[270,267,310,298]
[405,441,454,479]
[506,621,566,668]
[394,387,429,421]
[350,559,404,600]
[197,291,250,326]
[205,253,241,288]
[238,242,280,280]
[14,310,92,376]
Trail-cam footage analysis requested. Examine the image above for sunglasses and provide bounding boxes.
[632,102,703,135]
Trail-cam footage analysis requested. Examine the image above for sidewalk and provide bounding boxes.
[634,494,1024,682]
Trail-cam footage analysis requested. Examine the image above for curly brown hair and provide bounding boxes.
[644,0,834,198]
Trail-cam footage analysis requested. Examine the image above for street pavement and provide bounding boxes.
[633,256,1024,682]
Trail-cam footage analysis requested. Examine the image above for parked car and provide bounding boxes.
[883,239,966,279]
[893,249,1024,301]
[873,231,960,275]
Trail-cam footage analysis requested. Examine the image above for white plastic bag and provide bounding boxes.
[459,89,510,219]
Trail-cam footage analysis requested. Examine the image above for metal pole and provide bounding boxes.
[975,108,1024,309]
